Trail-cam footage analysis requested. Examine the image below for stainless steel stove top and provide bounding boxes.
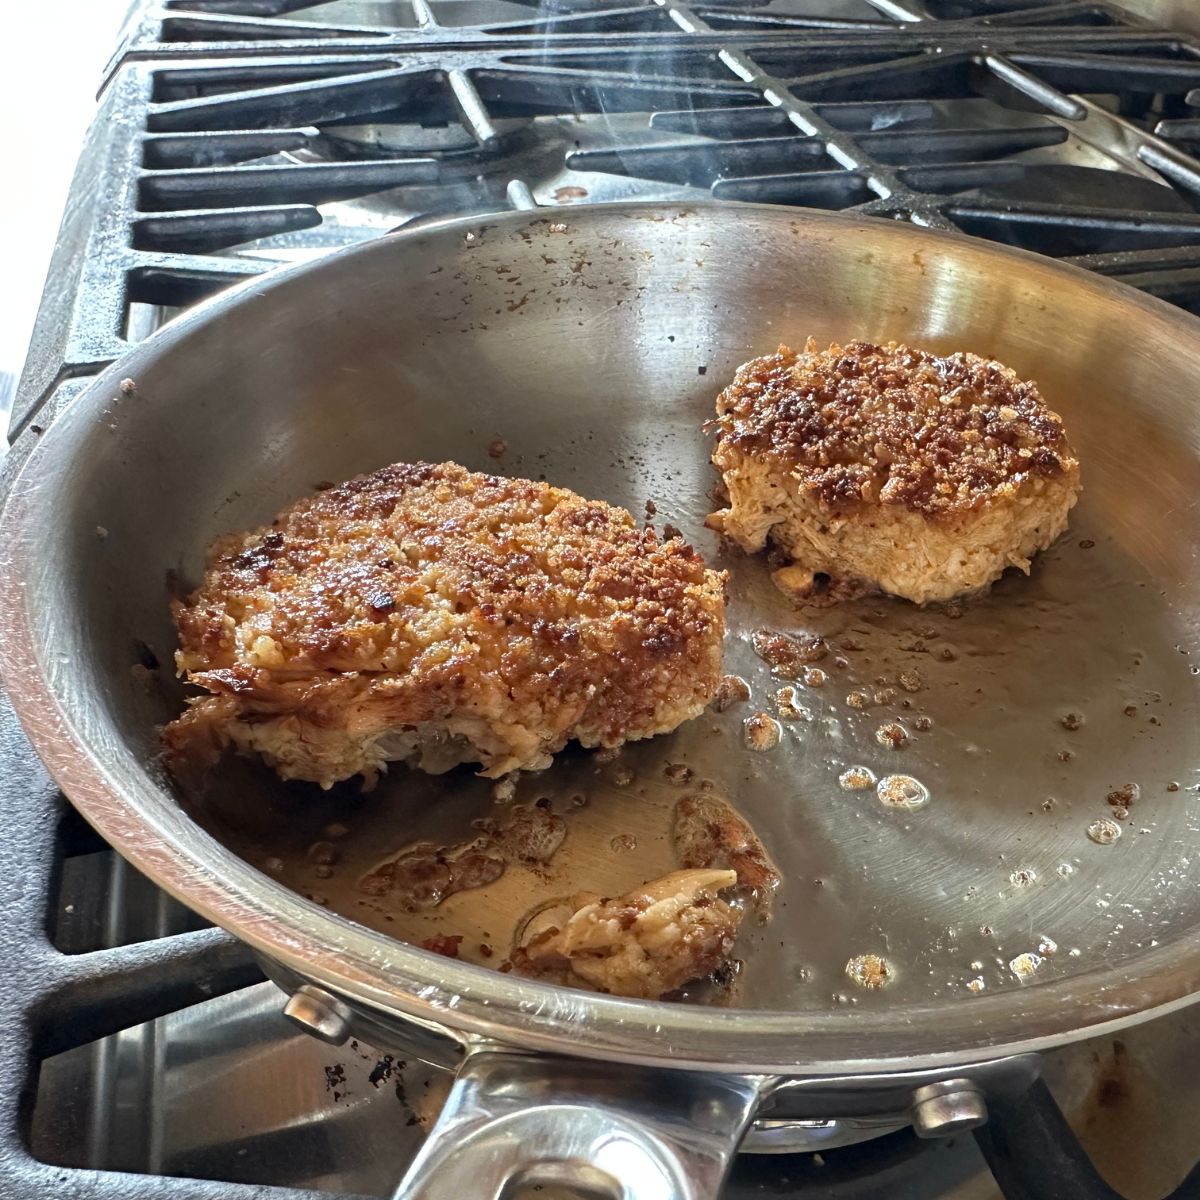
[28,943,1200,1198]
[8,2,1200,1198]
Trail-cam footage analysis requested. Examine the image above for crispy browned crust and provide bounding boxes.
[167,462,726,782]
[711,340,1078,518]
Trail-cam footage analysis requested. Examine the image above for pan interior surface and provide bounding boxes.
[5,204,1200,1067]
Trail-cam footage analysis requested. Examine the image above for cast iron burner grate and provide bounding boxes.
[8,2,1200,1197]
[19,0,1200,436]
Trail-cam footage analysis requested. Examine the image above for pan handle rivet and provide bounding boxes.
[283,984,353,1045]
[909,1079,988,1138]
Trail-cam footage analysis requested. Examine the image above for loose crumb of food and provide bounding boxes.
[772,686,809,721]
[493,805,567,864]
[875,721,909,749]
[744,711,781,751]
[359,834,506,908]
[511,869,742,999]
[846,691,871,710]
[802,666,827,687]
[610,833,637,852]
[479,943,494,958]
[663,522,682,540]
[1079,539,1095,549]
[845,954,892,989]
[95,526,109,540]
[611,764,635,786]
[711,673,751,712]
[119,377,137,396]
[1106,782,1140,809]
[877,774,930,811]
[913,715,933,732]
[594,746,622,764]
[838,766,876,791]
[1123,704,1138,717]
[1038,936,1058,957]
[898,669,922,693]
[673,792,781,912]
[420,934,463,958]
[1008,952,1043,980]
[1060,712,1084,731]
[966,977,986,993]
[645,499,657,517]
[1058,750,1073,762]
[487,438,507,458]
[664,762,694,786]
[1168,782,1181,793]
[751,628,827,677]
[491,776,517,803]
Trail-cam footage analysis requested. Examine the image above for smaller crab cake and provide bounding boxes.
[707,340,1081,605]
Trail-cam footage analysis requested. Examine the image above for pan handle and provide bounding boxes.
[391,1048,775,1200]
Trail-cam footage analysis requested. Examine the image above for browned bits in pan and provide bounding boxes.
[711,674,751,711]
[420,934,463,958]
[751,628,826,677]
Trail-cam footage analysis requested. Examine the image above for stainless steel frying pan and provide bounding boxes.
[4,202,1200,1199]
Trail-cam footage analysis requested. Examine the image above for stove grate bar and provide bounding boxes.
[1009,49,1200,95]
[148,64,426,132]
[138,158,440,210]
[34,929,263,1060]
[166,0,323,13]
[160,13,397,41]
[133,204,322,253]
[142,128,319,167]
[0,713,339,1199]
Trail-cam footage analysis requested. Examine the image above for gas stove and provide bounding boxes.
[7,2,1200,1198]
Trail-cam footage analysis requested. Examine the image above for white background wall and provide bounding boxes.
[0,2,130,439]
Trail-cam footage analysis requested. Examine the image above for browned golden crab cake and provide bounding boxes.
[707,340,1081,605]
[166,461,726,789]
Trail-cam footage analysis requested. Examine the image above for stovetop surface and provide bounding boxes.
[8,1,1200,1198]
[19,0,1200,439]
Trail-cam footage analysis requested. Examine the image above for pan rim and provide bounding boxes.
[4,200,1200,1076]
